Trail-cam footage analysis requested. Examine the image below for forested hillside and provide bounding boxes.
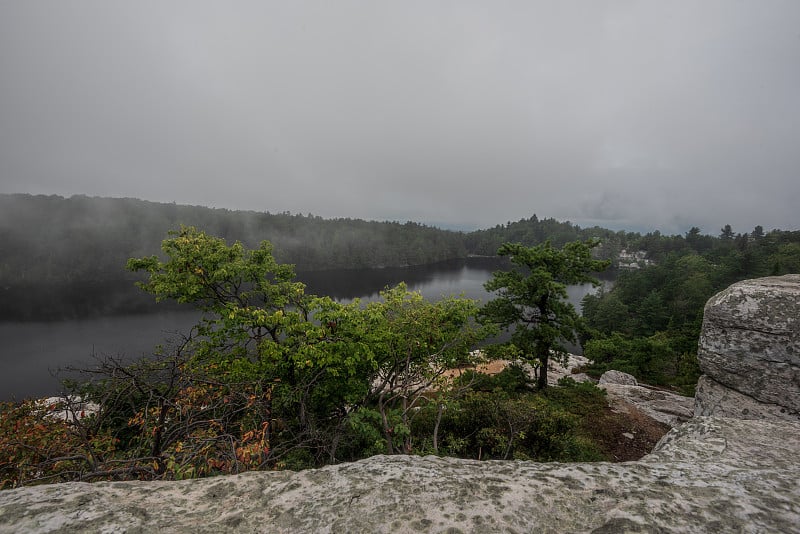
[0,195,636,288]
[581,226,800,394]
[0,194,467,280]
[2,194,799,333]
[0,194,653,288]
[0,194,472,319]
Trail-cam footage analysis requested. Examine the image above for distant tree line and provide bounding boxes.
[0,194,467,281]
[0,195,628,285]
[1,194,798,326]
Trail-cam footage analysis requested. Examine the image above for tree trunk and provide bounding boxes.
[402,395,412,454]
[537,351,549,390]
[151,401,169,474]
[432,403,444,455]
[378,397,394,454]
[262,386,273,452]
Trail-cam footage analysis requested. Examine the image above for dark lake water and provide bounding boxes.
[0,258,606,401]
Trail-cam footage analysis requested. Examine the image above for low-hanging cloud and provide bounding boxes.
[1,1,798,235]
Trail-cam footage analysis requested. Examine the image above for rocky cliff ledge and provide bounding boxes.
[695,274,800,421]
[2,276,799,533]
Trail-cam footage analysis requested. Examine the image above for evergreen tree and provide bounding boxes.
[480,240,610,389]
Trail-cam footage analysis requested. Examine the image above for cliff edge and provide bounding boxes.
[1,275,799,533]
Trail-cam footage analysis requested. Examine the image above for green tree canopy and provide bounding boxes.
[480,240,610,389]
[124,226,490,464]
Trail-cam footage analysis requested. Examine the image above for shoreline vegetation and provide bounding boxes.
[2,193,799,395]
[1,205,798,485]
[0,195,800,487]
[0,229,658,487]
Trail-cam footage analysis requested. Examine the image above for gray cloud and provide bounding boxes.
[1,1,798,235]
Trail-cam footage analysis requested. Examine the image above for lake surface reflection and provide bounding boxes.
[0,258,606,400]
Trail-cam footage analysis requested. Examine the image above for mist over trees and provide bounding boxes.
[1,230,612,486]
[0,194,623,286]
[2,194,799,326]
[0,194,466,279]
[2,203,800,484]
[0,194,467,319]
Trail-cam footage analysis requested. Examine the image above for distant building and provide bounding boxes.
[617,249,654,270]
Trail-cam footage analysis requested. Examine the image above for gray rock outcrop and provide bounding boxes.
[2,275,800,533]
[695,274,800,421]
[546,353,591,385]
[600,383,695,427]
[1,417,798,533]
[598,369,638,386]
[595,371,694,428]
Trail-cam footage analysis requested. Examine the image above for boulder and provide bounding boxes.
[598,369,638,386]
[694,374,799,421]
[546,353,590,385]
[1,418,798,533]
[600,383,695,427]
[696,274,800,420]
[568,372,593,383]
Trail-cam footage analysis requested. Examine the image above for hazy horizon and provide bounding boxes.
[2,2,798,236]
[6,191,797,236]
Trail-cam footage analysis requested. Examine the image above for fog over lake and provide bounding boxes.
[0,259,605,401]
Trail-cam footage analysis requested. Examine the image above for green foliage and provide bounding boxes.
[583,333,677,385]
[411,380,607,462]
[122,228,387,470]
[344,408,387,459]
[580,289,630,334]
[581,228,800,391]
[463,214,624,259]
[480,240,610,389]
[362,283,489,454]
[458,364,532,394]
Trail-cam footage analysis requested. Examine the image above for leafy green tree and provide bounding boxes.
[125,227,493,462]
[126,226,377,465]
[685,227,713,253]
[583,333,676,384]
[770,243,800,275]
[360,284,488,454]
[481,241,610,389]
[581,289,630,335]
[634,291,670,335]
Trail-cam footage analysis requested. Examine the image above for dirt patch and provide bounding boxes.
[440,359,512,381]
[589,399,671,462]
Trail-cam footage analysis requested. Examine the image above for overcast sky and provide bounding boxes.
[1,1,798,234]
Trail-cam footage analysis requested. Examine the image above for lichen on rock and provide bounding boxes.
[696,274,800,420]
